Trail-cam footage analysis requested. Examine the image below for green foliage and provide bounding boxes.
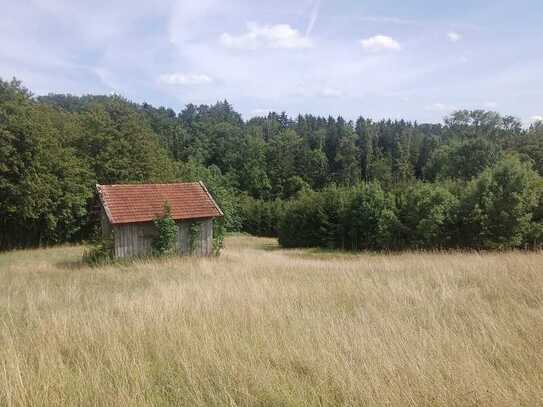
[459,156,541,249]
[77,97,177,184]
[239,196,285,237]
[212,218,225,256]
[2,77,543,252]
[526,185,543,248]
[0,79,94,249]
[266,129,303,198]
[279,184,399,250]
[189,221,201,255]
[278,190,322,248]
[424,138,503,181]
[279,158,543,250]
[395,183,458,248]
[347,183,396,250]
[176,159,241,231]
[509,122,543,176]
[82,236,114,265]
[152,202,178,256]
[445,110,521,139]
[283,176,311,199]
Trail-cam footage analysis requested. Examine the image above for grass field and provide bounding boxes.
[1,235,542,406]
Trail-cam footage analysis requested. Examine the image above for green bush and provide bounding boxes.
[152,202,178,256]
[278,190,322,248]
[188,221,201,255]
[424,138,503,181]
[278,158,543,251]
[395,183,459,248]
[239,196,285,237]
[212,218,225,256]
[83,237,114,265]
[346,183,395,250]
[459,156,541,249]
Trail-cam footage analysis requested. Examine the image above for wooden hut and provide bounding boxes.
[96,182,223,258]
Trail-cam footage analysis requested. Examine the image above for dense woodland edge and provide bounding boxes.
[1,77,543,251]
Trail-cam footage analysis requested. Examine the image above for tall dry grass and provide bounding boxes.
[0,235,542,406]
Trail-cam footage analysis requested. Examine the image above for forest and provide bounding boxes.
[1,77,543,250]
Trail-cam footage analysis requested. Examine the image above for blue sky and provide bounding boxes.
[1,0,542,124]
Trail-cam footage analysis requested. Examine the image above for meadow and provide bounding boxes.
[0,235,542,406]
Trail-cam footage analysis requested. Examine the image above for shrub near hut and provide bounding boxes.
[152,202,178,256]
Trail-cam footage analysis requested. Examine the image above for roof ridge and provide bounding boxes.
[97,181,201,188]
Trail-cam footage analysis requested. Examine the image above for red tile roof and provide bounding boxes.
[97,182,223,225]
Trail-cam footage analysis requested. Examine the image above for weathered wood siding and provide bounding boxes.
[176,219,213,256]
[100,207,112,240]
[113,222,156,258]
[198,218,213,256]
[112,218,214,258]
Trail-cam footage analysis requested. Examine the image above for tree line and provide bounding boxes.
[279,157,543,250]
[1,77,542,250]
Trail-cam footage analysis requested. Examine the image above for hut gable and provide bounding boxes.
[96,182,222,258]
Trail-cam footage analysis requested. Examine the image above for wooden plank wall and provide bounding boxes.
[198,219,213,256]
[100,208,112,240]
[177,222,191,255]
[113,219,214,258]
[176,219,213,256]
[114,222,156,258]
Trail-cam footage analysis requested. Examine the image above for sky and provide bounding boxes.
[1,0,542,124]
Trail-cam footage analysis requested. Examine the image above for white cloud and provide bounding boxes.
[530,115,543,123]
[168,0,222,45]
[158,72,213,86]
[447,32,462,42]
[360,35,401,52]
[220,22,313,50]
[484,101,498,108]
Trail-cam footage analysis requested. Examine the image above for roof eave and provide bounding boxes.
[109,215,218,226]
[96,184,115,224]
[199,181,224,217]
